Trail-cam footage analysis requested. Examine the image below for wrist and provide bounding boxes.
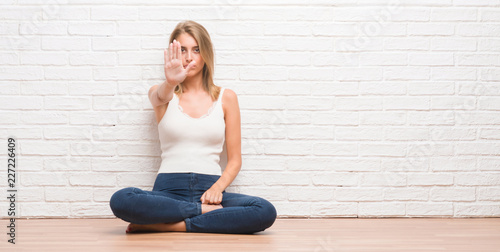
[212,182,224,192]
[165,80,180,87]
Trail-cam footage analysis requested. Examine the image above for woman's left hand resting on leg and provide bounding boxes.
[200,184,223,204]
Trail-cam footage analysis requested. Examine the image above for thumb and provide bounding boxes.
[185,60,196,72]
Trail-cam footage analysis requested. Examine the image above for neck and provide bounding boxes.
[182,71,205,94]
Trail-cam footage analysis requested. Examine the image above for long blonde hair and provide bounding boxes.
[169,20,221,101]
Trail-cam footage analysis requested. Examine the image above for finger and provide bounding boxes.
[169,42,173,61]
[176,40,181,61]
[164,48,167,65]
[185,60,196,72]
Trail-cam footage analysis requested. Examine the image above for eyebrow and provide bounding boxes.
[180,46,199,49]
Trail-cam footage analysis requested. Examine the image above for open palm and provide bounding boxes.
[164,39,196,85]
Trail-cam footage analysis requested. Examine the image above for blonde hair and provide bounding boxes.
[169,20,221,101]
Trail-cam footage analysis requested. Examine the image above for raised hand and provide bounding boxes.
[163,39,196,86]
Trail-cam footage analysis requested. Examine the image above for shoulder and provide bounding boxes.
[222,88,238,105]
[221,88,239,116]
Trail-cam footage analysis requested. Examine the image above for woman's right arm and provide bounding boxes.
[148,80,176,107]
[148,39,195,107]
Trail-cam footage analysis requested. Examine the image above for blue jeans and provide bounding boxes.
[109,172,277,234]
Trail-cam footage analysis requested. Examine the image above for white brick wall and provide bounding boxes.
[1,1,499,219]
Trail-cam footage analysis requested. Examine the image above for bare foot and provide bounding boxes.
[126,221,186,233]
[201,203,223,214]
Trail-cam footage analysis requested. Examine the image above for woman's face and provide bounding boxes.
[175,33,205,77]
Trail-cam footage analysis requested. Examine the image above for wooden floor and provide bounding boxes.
[1,218,499,251]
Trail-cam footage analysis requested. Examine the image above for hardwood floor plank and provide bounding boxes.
[0,218,499,251]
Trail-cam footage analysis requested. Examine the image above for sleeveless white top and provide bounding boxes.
[157,88,226,176]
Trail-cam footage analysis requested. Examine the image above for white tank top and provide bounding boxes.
[157,87,226,176]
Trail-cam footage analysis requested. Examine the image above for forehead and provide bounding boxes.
[176,33,198,47]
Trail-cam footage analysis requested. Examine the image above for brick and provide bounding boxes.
[20,141,68,156]
[91,7,138,20]
[21,81,67,95]
[45,187,93,202]
[311,203,358,217]
[239,95,285,110]
[240,67,287,81]
[44,157,90,171]
[69,173,116,186]
[313,142,358,156]
[42,37,90,51]
[430,187,475,201]
[431,38,476,51]
[455,173,500,186]
[71,203,112,217]
[385,67,429,80]
[477,157,500,171]
[20,111,68,124]
[408,173,453,186]
[407,203,454,216]
[91,95,146,111]
[287,187,334,201]
[455,203,500,217]
[117,173,157,187]
[335,188,383,201]
[20,52,67,66]
[286,97,333,110]
[359,82,406,95]
[116,143,161,156]
[336,67,383,81]
[382,158,430,172]
[44,96,90,110]
[408,111,454,125]
[21,203,70,217]
[21,172,68,186]
[431,8,476,21]
[68,21,115,36]
[360,112,406,125]
[384,188,429,201]
[0,66,43,80]
[70,52,117,66]
[44,126,92,140]
[0,96,42,110]
[70,142,116,157]
[91,157,158,172]
[264,172,310,186]
[359,143,406,157]
[286,125,333,140]
[385,96,430,110]
[430,157,476,171]
[478,187,500,201]
[92,37,141,51]
[44,67,92,80]
[311,172,358,186]
[361,173,407,187]
[430,128,476,140]
[313,111,358,126]
[336,97,383,110]
[336,127,384,141]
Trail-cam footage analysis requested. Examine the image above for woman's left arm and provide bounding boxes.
[200,89,242,204]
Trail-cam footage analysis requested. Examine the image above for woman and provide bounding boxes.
[109,20,277,234]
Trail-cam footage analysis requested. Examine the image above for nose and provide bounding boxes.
[185,51,192,61]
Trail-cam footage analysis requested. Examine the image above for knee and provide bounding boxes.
[109,187,136,215]
[257,197,277,230]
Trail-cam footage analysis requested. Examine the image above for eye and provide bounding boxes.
[181,48,186,52]
[194,48,200,53]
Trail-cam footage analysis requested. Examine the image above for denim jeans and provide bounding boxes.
[109,172,277,234]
